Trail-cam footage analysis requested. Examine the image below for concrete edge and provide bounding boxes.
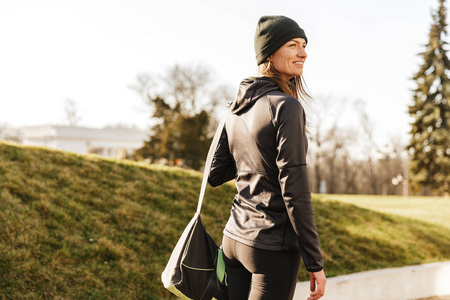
[294,261,450,300]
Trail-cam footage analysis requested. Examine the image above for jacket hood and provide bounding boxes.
[231,77,280,115]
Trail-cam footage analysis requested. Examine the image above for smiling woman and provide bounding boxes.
[256,16,312,104]
[208,15,326,300]
[267,38,307,80]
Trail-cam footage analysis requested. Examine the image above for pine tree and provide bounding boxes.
[408,0,450,195]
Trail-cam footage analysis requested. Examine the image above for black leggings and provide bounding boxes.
[222,235,301,300]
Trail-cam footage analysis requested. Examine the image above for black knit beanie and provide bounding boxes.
[254,15,308,66]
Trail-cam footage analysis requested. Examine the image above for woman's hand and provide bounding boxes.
[308,269,326,300]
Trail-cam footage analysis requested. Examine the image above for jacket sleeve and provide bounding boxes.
[208,127,237,187]
[275,97,324,272]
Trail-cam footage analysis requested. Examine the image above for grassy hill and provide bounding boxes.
[1,141,449,299]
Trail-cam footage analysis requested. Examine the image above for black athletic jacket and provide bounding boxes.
[208,76,323,272]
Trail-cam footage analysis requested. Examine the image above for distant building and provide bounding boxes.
[21,125,147,159]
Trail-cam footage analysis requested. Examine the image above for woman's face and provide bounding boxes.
[267,38,307,81]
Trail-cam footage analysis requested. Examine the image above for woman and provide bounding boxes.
[208,15,326,300]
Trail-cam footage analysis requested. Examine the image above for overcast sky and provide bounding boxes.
[0,0,439,146]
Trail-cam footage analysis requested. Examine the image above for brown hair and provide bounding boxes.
[258,61,311,131]
[258,61,312,103]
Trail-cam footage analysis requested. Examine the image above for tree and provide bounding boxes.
[306,95,366,194]
[64,98,81,126]
[307,95,346,193]
[408,0,450,195]
[357,101,381,195]
[132,64,231,170]
[0,123,21,143]
[306,95,409,196]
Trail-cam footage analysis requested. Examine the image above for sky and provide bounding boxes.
[0,0,439,146]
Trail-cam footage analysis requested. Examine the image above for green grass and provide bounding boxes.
[320,194,450,229]
[1,141,449,299]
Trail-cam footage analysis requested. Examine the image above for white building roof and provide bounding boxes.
[22,125,147,142]
[21,125,148,159]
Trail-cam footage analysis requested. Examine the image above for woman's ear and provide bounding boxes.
[266,55,273,62]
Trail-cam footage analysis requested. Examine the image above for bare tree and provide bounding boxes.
[306,94,348,193]
[0,123,21,143]
[353,100,381,194]
[378,139,409,196]
[164,64,211,114]
[64,98,81,126]
[306,95,409,195]
[131,64,231,117]
[323,128,358,193]
[131,73,156,100]
[130,64,233,170]
[339,147,361,194]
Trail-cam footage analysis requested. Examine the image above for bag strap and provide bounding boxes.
[196,106,230,215]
